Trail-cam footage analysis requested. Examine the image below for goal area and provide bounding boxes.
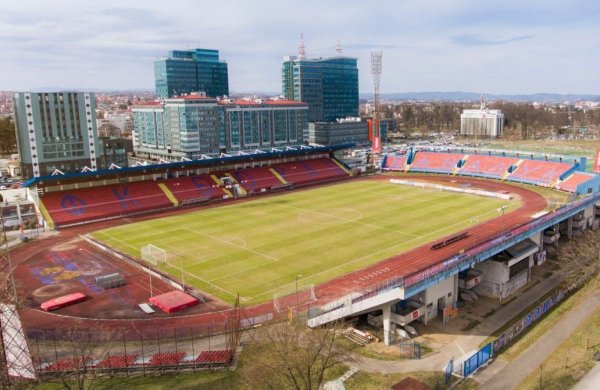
[141,244,167,265]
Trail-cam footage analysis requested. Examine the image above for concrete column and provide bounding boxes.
[382,304,392,346]
[567,217,573,240]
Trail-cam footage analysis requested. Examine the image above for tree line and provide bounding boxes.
[0,117,16,154]
[378,101,600,140]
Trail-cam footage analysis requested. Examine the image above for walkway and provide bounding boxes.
[353,271,564,374]
[476,292,600,390]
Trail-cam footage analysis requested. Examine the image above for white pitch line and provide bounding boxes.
[93,231,140,252]
[183,228,279,262]
[276,202,420,237]
[209,258,280,283]
[249,206,506,301]
[163,262,239,299]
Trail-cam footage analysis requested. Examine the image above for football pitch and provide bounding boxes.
[91,180,516,305]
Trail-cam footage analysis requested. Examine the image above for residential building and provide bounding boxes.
[154,48,229,98]
[460,103,504,137]
[282,55,358,122]
[13,92,101,179]
[131,94,308,161]
[308,118,368,146]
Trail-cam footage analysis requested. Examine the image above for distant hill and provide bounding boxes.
[359,91,600,103]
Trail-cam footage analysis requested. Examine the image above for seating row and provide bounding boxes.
[41,158,349,227]
[39,350,234,371]
[383,152,589,192]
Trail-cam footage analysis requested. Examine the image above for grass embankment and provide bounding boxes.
[517,303,600,389]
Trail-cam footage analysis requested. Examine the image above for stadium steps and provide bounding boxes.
[157,183,179,207]
[331,158,351,175]
[453,155,468,175]
[269,168,289,185]
[37,199,55,230]
[502,159,523,180]
[210,174,223,186]
[210,174,233,196]
[225,173,247,196]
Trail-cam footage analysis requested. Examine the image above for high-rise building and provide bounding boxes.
[13,92,102,179]
[282,55,359,122]
[154,48,229,99]
[132,94,308,161]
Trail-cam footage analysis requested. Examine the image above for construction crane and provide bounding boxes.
[371,52,383,154]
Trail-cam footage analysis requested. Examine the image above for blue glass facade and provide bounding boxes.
[282,56,358,122]
[154,48,229,98]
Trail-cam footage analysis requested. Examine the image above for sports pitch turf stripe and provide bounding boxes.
[92,180,513,304]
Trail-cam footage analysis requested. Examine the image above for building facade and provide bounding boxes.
[282,56,358,122]
[13,92,102,179]
[154,48,229,99]
[460,108,504,138]
[308,118,368,146]
[132,95,308,161]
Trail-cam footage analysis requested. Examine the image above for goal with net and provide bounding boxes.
[141,244,167,265]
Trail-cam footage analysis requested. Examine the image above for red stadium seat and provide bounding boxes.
[382,155,407,170]
[508,160,572,186]
[555,172,595,193]
[41,181,173,226]
[459,155,519,178]
[163,174,228,203]
[148,352,186,366]
[410,152,463,173]
[272,158,347,185]
[228,166,286,193]
[97,354,138,369]
[195,350,233,364]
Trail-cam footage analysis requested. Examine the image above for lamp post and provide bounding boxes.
[498,205,509,235]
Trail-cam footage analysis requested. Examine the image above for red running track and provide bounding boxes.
[13,175,547,338]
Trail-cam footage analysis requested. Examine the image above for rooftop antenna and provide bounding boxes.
[298,33,306,60]
[336,40,343,56]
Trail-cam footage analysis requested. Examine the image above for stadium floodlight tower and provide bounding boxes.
[371,51,383,154]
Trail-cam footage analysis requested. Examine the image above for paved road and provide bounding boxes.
[353,271,564,374]
[478,292,600,390]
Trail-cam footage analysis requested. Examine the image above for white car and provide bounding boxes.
[0,186,7,190]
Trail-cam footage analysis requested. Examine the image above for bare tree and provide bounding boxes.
[239,321,352,390]
[39,324,116,390]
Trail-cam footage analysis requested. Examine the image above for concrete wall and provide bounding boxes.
[422,274,457,323]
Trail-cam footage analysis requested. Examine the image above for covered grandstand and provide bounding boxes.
[22,144,353,228]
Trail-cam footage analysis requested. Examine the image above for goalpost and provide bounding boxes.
[273,284,317,313]
[141,244,167,266]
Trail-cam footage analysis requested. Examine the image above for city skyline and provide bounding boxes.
[1,0,599,95]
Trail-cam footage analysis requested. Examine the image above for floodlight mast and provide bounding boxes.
[371,51,383,154]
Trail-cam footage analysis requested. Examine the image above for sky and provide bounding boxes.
[1,0,599,95]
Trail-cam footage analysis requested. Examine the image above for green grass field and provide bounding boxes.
[91,180,516,305]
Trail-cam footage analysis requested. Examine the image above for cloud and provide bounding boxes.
[451,34,535,47]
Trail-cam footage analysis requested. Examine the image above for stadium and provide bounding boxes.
[4,144,600,377]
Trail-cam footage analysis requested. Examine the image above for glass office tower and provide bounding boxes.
[282,56,358,122]
[154,48,229,99]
